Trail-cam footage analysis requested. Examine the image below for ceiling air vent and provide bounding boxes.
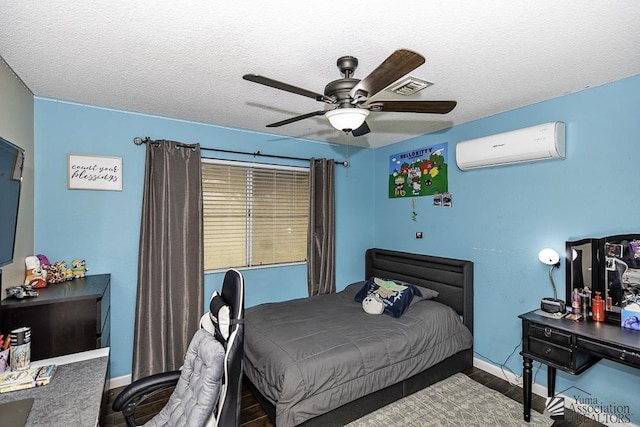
[388,77,433,96]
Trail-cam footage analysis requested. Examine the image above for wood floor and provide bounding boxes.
[101,367,604,426]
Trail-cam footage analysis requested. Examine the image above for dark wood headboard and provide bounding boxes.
[365,248,474,335]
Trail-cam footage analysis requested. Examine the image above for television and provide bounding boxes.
[0,135,25,268]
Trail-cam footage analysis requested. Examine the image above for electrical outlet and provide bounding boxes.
[415,232,423,239]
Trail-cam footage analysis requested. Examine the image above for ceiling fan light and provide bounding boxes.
[325,108,369,132]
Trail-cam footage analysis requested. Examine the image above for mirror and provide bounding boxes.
[565,238,598,309]
[602,234,640,322]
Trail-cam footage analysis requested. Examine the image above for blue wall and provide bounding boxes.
[33,101,374,378]
[34,74,640,423]
[373,74,640,423]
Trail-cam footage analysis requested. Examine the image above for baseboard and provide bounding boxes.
[473,357,638,427]
[472,357,530,389]
[108,374,132,390]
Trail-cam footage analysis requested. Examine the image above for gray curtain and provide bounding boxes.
[307,158,336,296]
[132,140,204,380]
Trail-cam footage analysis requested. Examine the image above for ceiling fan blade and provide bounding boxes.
[243,74,333,103]
[351,121,370,137]
[266,110,326,127]
[349,49,425,100]
[367,100,457,114]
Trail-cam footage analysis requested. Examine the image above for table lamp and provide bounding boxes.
[538,248,566,313]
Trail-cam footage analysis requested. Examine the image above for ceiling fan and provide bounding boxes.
[243,49,457,137]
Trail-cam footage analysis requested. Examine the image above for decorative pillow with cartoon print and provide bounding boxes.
[354,277,422,318]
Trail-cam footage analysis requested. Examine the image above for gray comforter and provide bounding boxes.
[243,282,473,427]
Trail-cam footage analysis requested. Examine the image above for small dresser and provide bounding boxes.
[1,274,110,360]
[519,310,640,421]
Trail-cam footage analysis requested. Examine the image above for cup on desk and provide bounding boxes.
[10,327,31,371]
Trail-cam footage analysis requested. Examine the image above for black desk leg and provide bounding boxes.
[547,366,556,397]
[523,356,532,422]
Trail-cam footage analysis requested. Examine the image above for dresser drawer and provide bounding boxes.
[528,337,573,366]
[577,337,640,368]
[528,323,572,346]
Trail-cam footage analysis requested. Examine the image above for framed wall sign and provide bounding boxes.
[68,154,122,191]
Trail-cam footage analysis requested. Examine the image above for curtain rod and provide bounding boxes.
[133,136,348,167]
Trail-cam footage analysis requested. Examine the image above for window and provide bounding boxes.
[202,159,310,270]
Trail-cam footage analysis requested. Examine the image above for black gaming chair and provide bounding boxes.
[112,269,245,427]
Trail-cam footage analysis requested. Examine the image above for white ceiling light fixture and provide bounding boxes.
[325,108,370,132]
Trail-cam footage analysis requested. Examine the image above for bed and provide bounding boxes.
[243,248,474,426]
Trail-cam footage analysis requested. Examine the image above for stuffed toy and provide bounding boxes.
[362,294,385,315]
[36,254,50,268]
[36,254,50,281]
[24,255,47,288]
[46,261,67,284]
[60,261,74,281]
[71,259,88,278]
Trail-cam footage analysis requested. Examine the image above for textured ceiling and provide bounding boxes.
[2,1,640,148]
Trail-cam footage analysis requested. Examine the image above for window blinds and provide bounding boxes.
[202,160,310,270]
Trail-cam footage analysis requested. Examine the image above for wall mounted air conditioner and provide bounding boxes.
[455,122,565,171]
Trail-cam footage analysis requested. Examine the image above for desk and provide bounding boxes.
[0,348,109,426]
[519,310,640,422]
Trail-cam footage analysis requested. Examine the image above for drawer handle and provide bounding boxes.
[545,347,552,355]
[544,327,552,338]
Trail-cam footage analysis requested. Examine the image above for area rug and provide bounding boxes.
[347,373,552,427]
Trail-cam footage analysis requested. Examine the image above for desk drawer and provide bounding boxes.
[528,337,573,366]
[577,337,640,368]
[528,323,571,346]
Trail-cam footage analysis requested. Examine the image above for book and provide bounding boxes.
[0,367,38,393]
[0,380,35,393]
[34,364,57,386]
[0,364,58,393]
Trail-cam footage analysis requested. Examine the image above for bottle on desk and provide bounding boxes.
[592,291,605,322]
[581,288,591,320]
[572,289,582,314]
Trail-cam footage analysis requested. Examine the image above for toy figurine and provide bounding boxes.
[6,284,39,299]
[71,259,88,278]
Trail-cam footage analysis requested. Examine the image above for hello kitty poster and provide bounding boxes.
[388,142,449,198]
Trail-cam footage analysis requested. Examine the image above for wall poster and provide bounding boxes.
[388,142,449,198]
